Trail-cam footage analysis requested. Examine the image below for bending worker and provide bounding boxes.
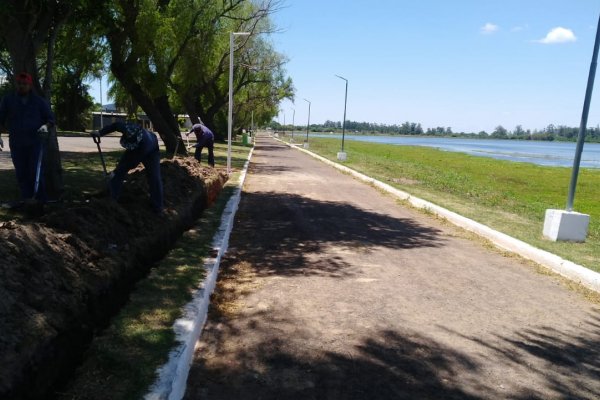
[0,72,54,206]
[92,121,164,213]
[186,123,215,167]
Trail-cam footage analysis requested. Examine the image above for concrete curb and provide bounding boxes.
[145,147,254,400]
[278,138,600,293]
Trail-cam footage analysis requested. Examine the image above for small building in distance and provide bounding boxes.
[90,104,193,132]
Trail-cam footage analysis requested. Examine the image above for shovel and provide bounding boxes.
[93,135,112,197]
[94,134,109,178]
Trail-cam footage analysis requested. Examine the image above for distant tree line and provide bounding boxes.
[273,119,600,143]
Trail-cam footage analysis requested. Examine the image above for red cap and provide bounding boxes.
[16,72,33,85]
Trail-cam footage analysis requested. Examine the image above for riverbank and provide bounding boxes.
[287,137,600,272]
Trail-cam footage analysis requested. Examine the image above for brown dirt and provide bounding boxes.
[0,157,227,400]
[184,136,600,400]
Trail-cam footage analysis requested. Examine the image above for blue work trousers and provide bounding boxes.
[194,143,215,166]
[10,142,46,201]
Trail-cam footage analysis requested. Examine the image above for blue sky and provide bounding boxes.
[89,1,600,133]
[271,0,600,132]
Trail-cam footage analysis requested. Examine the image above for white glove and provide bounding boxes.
[37,124,49,134]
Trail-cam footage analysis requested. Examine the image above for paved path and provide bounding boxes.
[184,135,600,400]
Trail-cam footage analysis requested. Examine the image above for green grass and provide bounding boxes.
[60,143,251,400]
[289,137,600,272]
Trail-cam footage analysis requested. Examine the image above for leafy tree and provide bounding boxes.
[491,125,508,138]
[513,125,525,137]
[52,12,106,130]
[171,0,292,140]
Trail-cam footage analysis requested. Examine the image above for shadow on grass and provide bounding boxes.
[225,191,444,279]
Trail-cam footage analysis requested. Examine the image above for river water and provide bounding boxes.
[309,134,600,169]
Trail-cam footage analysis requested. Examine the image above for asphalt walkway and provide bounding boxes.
[184,135,600,400]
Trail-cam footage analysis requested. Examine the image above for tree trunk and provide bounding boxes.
[111,63,181,155]
[154,94,186,154]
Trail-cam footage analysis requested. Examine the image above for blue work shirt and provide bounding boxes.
[0,92,55,148]
[99,122,156,152]
[189,123,214,147]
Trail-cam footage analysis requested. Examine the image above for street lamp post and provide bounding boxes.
[543,13,600,242]
[227,31,250,173]
[335,74,348,161]
[303,98,311,149]
[291,108,295,142]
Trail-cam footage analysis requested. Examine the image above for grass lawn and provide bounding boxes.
[286,137,600,272]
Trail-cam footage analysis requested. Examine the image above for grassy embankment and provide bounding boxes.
[0,141,252,399]
[287,137,600,272]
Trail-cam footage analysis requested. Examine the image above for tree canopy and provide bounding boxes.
[0,0,294,153]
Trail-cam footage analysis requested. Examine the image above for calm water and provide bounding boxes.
[309,134,600,169]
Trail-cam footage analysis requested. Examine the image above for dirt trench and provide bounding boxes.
[0,158,227,400]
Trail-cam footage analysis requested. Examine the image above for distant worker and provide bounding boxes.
[92,121,164,213]
[186,123,215,167]
[0,72,55,206]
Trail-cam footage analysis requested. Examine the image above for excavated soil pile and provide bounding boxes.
[0,158,227,400]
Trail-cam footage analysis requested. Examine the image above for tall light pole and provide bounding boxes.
[291,108,295,142]
[303,98,311,148]
[335,74,348,161]
[228,31,250,173]
[543,13,599,242]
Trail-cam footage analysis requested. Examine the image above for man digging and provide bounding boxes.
[92,121,164,214]
[186,123,215,167]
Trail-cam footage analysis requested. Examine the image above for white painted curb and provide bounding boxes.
[145,147,254,400]
[277,138,600,293]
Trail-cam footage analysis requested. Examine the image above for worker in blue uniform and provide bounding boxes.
[0,72,55,205]
[92,121,164,213]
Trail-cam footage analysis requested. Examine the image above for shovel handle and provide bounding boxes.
[93,135,101,144]
[94,139,109,176]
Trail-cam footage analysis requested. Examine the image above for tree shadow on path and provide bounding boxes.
[440,311,600,400]
[227,191,445,279]
[185,323,487,400]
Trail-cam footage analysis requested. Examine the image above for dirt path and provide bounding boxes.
[184,135,600,400]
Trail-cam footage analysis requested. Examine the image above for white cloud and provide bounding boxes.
[538,27,577,44]
[481,23,499,35]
